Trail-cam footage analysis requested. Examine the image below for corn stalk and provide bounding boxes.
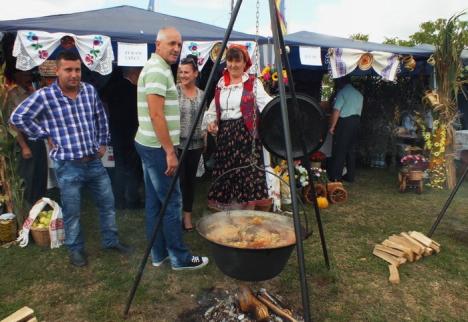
[0,63,26,225]
[429,11,467,189]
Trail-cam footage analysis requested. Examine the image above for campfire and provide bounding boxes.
[179,286,303,322]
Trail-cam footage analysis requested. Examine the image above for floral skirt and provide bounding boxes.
[208,118,270,210]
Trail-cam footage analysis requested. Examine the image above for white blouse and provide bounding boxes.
[203,73,272,127]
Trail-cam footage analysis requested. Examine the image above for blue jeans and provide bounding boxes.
[135,142,191,267]
[54,159,119,252]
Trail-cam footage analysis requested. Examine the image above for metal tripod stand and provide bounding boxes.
[124,1,332,321]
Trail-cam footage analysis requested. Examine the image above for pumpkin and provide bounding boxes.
[316,196,329,209]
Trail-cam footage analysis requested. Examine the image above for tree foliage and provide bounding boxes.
[349,33,369,41]
[383,16,467,46]
[382,37,415,47]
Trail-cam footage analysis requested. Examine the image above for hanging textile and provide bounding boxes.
[328,48,399,81]
[13,30,114,75]
[180,40,257,73]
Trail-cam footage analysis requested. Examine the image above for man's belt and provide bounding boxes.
[77,155,98,162]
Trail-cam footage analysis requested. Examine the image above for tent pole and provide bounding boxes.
[147,0,155,11]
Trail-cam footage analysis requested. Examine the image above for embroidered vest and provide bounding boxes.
[214,75,259,138]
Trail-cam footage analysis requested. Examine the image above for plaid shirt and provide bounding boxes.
[9,81,109,161]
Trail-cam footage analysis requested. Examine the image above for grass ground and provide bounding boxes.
[1,168,467,321]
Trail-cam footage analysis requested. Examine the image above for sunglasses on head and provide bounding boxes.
[181,57,198,68]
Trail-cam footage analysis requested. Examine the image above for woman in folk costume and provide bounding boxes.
[204,45,273,210]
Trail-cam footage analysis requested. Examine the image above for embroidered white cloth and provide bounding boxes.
[181,40,257,73]
[13,30,114,75]
[328,48,399,81]
[17,197,65,249]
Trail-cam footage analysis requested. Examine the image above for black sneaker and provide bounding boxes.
[69,250,87,267]
[172,256,209,271]
[105,242,134,255]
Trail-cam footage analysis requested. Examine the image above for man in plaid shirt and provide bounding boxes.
[10,51,132,267]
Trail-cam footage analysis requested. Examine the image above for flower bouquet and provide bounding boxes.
[260,64,288,94]
[310,167,329,185]
[400,154,429,171]
[273,160,309,188]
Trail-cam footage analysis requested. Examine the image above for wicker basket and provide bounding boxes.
[31,226,50,247]
[0,219,17,242]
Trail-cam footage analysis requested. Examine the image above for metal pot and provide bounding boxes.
[259,93,327,160]
[197,210,306,281]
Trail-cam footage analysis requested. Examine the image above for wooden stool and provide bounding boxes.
[399,170,424,194]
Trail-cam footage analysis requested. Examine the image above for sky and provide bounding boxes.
[0,0,466,42]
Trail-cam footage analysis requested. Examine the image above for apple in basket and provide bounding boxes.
[32,210,53,229]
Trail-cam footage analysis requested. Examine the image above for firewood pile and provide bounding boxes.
[373,231,440,284]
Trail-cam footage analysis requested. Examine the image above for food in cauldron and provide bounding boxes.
[204,213,296,249]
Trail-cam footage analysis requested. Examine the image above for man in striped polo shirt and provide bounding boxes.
[134,27,208,270]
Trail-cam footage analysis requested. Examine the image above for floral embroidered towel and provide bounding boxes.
[13,30,114,75]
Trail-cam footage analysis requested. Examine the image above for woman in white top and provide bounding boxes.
[204,45,272,210]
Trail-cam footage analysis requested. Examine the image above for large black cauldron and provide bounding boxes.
[197,210,303,281]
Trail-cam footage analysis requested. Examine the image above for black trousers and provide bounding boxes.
[329,115,360,182]
[112,143,143,209]
[178,148,203,212]
[18,139,48,205]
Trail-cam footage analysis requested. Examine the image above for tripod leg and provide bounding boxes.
[123,0,245,317]
[307,176,331,269]
[427,164,468,238]
[270,0,331,272]
[268,1,312,321]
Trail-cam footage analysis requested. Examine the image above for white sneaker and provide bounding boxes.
[152,256,169,267]
[172,256,209,271]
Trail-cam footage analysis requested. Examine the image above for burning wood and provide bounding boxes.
[199,286,303,322]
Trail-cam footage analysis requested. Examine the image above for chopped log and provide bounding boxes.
[409,231,434,247]
[423,247,434,256]
[389,235,422,255]
[415,254,423,261]
[388,264,400,284]
[429,242,441,253]
[26,319,37,322]
[400,232,426,254]
[257,294,298,322]
[382,239,414,262]
[1,306,34,322]
[374,244,406,258]
[373,249,401,267]
[431,240,441,248]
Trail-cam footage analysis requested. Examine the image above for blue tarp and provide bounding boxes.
[0,5,261,43]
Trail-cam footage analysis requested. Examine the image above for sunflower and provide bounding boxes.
[271,72,279,81]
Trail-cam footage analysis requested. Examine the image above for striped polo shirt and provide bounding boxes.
[135,53,180,148]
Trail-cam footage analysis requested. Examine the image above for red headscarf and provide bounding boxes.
[223,44,252,86]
